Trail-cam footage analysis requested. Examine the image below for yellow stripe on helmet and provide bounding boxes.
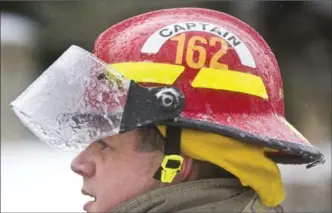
[107,62,185,85]
[191,67,268,99]
[108,62,268,99]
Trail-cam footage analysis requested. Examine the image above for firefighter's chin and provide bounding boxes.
[83,195,97,212]
[82,190,97,212]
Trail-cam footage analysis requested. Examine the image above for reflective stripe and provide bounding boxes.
[108,62,268,99]
[191,67,268,99]
[107,62,185,84]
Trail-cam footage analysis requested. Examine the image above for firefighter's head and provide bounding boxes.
[11,8,324,213]
[70,128,167,212]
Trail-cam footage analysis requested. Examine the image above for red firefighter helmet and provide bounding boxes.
[93,8,324,166]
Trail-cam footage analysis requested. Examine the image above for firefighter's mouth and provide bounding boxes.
[82,189,97,209]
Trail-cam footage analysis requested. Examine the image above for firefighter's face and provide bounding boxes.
[70,129,164,212]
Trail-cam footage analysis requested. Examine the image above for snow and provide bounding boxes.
[1,139,86,212]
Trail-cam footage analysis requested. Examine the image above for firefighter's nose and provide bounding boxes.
[70,152,95,178]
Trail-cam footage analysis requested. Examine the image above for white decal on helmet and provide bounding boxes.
[141,22,256,68]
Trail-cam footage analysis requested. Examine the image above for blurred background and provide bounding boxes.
[1,1,331,212]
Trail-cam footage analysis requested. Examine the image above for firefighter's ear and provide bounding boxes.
[173,154,193,183]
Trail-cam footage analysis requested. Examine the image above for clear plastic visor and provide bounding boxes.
[11,45,130,152]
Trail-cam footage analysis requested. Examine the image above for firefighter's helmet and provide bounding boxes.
[93,7,324,167]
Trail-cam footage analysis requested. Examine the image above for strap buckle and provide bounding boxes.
[160,154,184,183]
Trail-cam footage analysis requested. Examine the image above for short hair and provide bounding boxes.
[137,126,164,152]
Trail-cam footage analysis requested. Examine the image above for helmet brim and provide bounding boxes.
[160,112,325,167]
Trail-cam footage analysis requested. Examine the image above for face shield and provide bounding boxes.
[11,45,184,152]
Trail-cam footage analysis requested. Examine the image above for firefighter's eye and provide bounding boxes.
[97,140,108,150]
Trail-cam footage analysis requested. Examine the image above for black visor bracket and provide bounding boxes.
[119,81,185,132]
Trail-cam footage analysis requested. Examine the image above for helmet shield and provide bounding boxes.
[11,45,184,152]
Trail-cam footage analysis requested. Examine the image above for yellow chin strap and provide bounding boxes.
[157,126,285,208]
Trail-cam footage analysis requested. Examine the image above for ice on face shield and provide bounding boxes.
[10,45,184,152]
